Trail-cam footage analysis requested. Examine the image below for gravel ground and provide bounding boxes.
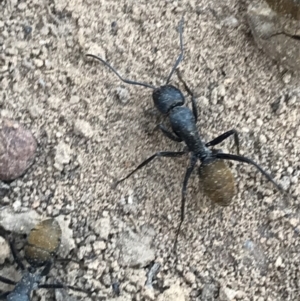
[0,0,300,300]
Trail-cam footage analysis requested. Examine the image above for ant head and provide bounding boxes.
[153,85,185,115]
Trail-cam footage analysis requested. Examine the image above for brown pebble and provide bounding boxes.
[0,119,37,181]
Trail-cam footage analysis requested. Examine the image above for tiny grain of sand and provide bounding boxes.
[0,0,300,300]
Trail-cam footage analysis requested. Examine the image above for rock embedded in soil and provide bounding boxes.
[0,207,41,234]
[92,216,111,240]
[116,86,130,104]
[219,286,238,301]
[73,119,94,139]
[0,119,37,181]
[117,227,155,268]
[54,141,72,171]
[184,271,196,284]
[247,1,300,71]
[56,215,76,258]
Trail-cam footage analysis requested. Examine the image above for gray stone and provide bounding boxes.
[0,207,41,234]
[56,215,76,258]
[117,227,155,268]
[54,141,72,171]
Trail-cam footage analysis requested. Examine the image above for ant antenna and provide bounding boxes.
[86,54,155,89]
[166,16,185,84]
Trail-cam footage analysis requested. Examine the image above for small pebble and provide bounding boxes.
[54,141,72,171]
[70,95,80,104]
[34,59,44,68]
[222,16,239,28]
[282,73,291,84]
[219,287,237,301]
[116,86,130,104]
[73,119,94,139]
[184,271,196,284]
[18,2,26,10]
[275,256,283,267]
[259,134,267,144]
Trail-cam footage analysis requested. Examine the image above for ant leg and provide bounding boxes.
[0,292,11,299]
[191,96,198,123]
[9,240,25,270]
[166,16,185,84]
[38,283,89,293]
[0,275,17,285]
[174,155,198,251]
[206,129,240,155]
[215,153,283,192]
[176,69,198,122]
[159,124,182,142]
[113,151,187,188]
[56,257,80,265]
[40,261,53,277]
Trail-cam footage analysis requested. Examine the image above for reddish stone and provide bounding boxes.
[0,119,37,181]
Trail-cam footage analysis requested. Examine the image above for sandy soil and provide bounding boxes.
[0,0,300,300]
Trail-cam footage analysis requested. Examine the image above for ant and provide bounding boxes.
[0,219,90,300]
[86,17,284,248]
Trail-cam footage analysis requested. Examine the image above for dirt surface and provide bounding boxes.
[1,0,300,300]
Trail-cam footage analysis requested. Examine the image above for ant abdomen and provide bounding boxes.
[199,159,236,206]
[153,85,185,114]
[24,219,62,267]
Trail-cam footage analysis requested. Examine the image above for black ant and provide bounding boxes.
[0,219,91,300]
[86,17,284,248]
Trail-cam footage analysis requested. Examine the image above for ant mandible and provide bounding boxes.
[86,17,284,248]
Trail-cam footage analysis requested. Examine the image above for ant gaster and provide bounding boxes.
[86,17,284,248]
[0,219,89,300]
